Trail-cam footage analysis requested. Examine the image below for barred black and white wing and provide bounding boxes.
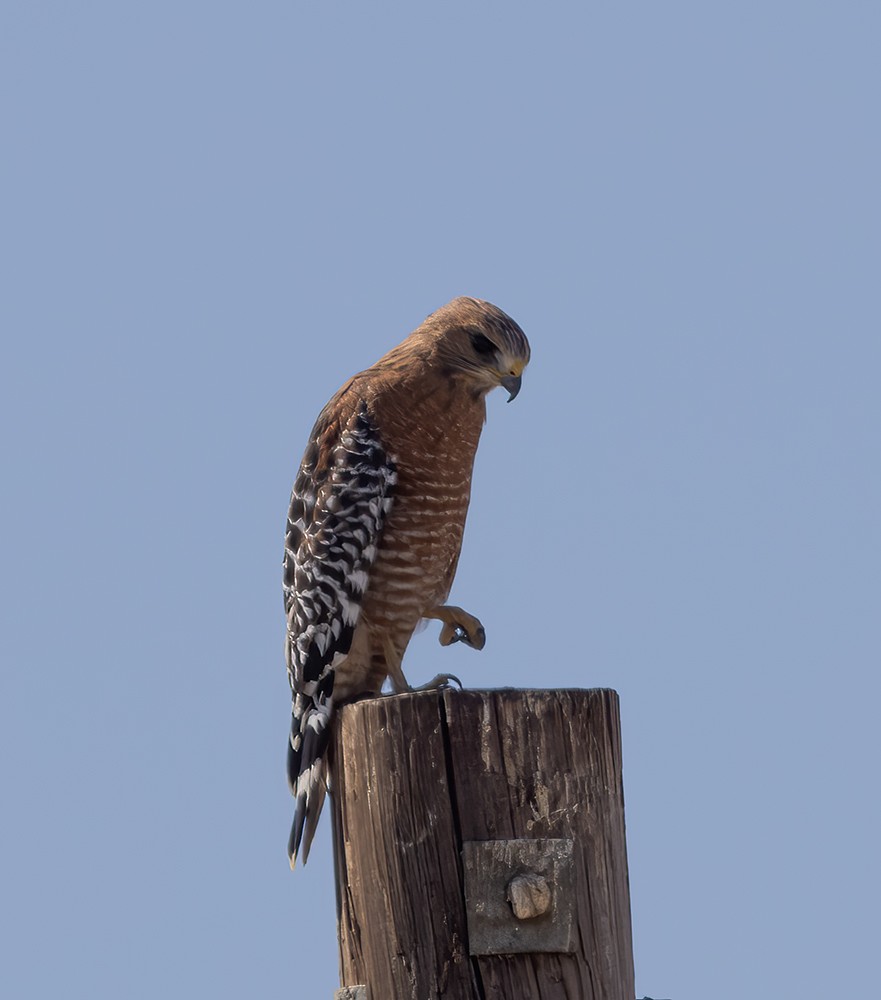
[283,402,396,867]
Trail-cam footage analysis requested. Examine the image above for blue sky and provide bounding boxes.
[2,3,879,998]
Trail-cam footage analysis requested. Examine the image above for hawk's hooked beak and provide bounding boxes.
[500,373,522,402]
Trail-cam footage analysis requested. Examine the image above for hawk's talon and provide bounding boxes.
[461,624,486,649]
[429,605,486,651]
[438,622,461,646]
[413,672,463,691]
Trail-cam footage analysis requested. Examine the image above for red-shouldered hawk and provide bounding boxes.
[283,296,530,867]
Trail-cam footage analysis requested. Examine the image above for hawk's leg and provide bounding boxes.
[424,604,486,650]
[382,635,411,694]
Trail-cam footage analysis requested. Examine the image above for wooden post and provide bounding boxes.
[331,688,634,1000]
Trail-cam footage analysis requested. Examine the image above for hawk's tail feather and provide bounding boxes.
[290,774,327,868]
[287,694,334,868]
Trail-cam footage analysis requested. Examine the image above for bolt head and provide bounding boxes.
[506,873,552,920]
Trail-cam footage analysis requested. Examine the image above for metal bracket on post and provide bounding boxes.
[334,988,368,1000]
[461,838,576,956]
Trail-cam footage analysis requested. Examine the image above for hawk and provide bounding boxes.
[283,296,530,867]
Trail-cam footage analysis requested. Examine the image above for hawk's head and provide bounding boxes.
[426,296,531,401]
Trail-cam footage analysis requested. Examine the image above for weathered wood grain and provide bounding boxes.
[331,689,634,1000]
[332,692,476,998]
[443,689,634,1000]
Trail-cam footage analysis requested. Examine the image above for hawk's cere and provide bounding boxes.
[282,297,530,867]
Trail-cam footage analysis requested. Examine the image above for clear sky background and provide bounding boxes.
[2,3,879,998]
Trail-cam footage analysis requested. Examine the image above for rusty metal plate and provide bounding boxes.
[462,839,576,955]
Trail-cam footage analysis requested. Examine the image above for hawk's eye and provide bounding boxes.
[470,332,496,357]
